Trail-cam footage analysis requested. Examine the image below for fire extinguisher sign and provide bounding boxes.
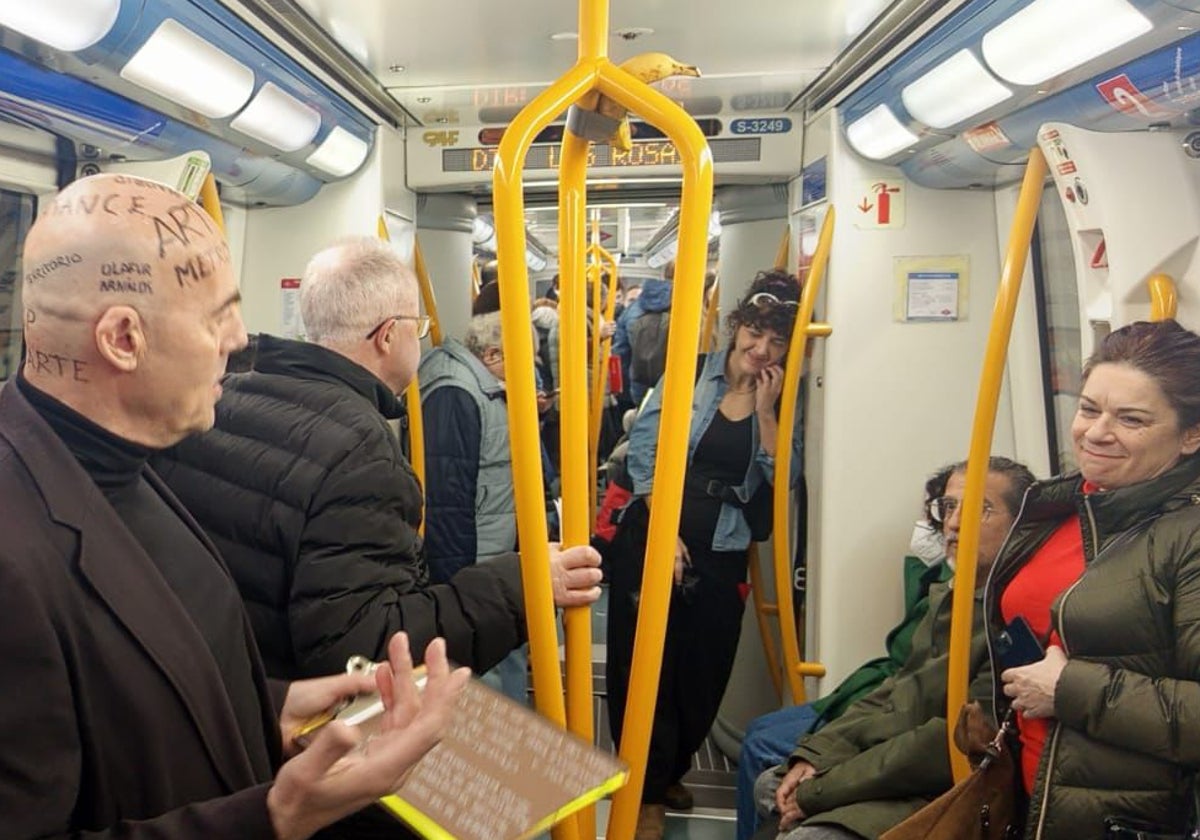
[855,180,906,229]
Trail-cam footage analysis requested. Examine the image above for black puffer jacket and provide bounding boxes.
[155,334,526,679]
[984,454,1200,839]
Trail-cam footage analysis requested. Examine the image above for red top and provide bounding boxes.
[999,506,1088,794]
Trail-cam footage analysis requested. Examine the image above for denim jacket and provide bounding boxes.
[625,349,803,552]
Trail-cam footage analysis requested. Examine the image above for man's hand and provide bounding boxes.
[549,543,603,607]
[674,536,691,585]
[268,634,470,840]
[279,672,377,760]
[775,760,816,830]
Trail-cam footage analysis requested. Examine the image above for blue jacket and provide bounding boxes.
[625,348,803,552]
[612,279,673,403]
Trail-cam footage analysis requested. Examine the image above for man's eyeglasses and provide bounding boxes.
[365,314,432,340]
[747,291,799,308]
[931,496,996,524]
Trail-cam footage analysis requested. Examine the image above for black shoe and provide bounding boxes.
[663,782,694,811]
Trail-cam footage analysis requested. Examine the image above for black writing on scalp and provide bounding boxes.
[174,242,231,288]
[154,201,217,259]
[45,194,153,217]
[24,253,83,285]
[26,350,89,382]
[101,261,152,277]
[99,279,153,294]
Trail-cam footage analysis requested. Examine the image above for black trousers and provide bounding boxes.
[605,500,747,803]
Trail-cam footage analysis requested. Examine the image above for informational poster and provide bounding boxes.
[280,277,302,338]
[893,256,970,322]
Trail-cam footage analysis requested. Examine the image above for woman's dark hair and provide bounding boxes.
[725,268,802,345]
[1083,319,1200,429]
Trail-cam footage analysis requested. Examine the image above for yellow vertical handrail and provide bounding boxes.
[198,173,225,233]
[1148,274,1177,321]
[492,3,712,837]
[589,242,620,523]
[773,208,835,705]
[946,146,1048,783]
[699,275,720,352]
[470,259,481,303]
[773,222,790,270]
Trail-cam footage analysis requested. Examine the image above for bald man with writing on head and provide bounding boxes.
[0,173,469,840]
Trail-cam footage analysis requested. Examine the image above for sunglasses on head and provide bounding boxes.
[746,291,799,308]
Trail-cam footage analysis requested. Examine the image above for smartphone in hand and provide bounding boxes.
[996,615,1045,670]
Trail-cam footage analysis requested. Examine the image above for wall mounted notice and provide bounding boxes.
[893,255,970,322]
[281,278,301,338]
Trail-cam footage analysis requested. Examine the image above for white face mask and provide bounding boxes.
[909,521,945,566]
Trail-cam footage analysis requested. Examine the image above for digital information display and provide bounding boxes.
[443,137,761,173]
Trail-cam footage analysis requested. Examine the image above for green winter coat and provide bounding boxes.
[983,454,1200,840]
[787,574,993,839]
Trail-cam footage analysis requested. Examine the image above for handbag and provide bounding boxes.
[880,704,1020,840]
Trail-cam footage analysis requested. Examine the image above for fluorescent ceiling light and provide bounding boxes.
[981,0,1152,86]
[0,0,119,51]
[305,126,370,177]
[121,19,254,118]
[845,104,919,160]
[231,82,321,152]
[901,50,1012,129]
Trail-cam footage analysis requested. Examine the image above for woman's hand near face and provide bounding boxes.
[1001,644,1068,719]
[755,364,784,415]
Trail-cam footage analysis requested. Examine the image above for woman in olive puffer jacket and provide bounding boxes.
[984,319,1200,840]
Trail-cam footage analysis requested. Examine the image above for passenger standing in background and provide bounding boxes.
[734,464,955,840]
[156,237,601,681]
[755,457,1035,840]
[0,173,467,838]
[606,269,804,840]
[985,319,1200,839]
[613,260,674,406]
[419,311,531,701]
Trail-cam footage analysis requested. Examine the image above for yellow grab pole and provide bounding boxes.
[412,238,443,347]
[471,259,481,302]
[773,208,835,705]
[378,217,428,508]
[493,59,597,840]
[589,242,620,524]
[699,276,720,352]
[946,146,1047,783]
[596,62,713,840]
[773,222,790,270]
[747,545,783,701]
[198,173,225,233]
[1148,274,1177,321]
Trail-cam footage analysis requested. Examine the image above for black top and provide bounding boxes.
[16,374,272,779]
[680,407,753,546]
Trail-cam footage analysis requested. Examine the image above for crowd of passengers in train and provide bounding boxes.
[1,172,1199,840]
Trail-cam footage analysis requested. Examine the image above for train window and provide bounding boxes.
[1030,184,1081,475]
[0,188,36,382]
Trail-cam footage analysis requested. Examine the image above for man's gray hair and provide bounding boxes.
[300,237,415,345]
[464,311,504,358]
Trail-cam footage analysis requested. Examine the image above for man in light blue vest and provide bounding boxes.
[420,311,528,700]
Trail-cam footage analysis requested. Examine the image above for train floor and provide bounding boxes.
[553,585,740,839]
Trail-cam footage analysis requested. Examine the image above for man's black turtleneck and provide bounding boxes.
[16,373,273,780]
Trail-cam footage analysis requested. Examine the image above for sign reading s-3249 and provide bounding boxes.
[730,117,792,135]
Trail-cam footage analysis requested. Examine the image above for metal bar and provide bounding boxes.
[595,56,714,840]
[198,173,225,233]
[945,146,1048,783]
[772,207,834,705]
[412,238,443,346]
[699,276,720,353]
[492,56,598,840]
[773,223,790,270]
[747,545,783,701]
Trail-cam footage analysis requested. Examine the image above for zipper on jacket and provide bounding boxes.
[1082,495,1100,564]
[1032,724,1062,839]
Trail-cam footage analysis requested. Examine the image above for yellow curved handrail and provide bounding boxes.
[412,238,444,347]
[772,208,835,705]
[1148,274,1177,321]
[946,146,1048,783]
[491,2,713,835]
[699,275,720,352]
[747,544,783,701]
[470,259,481,303]
[198,173,225,233]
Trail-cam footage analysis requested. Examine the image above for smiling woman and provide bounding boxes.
[983,320,1200,840]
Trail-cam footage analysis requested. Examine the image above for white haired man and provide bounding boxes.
[156,237,602,683]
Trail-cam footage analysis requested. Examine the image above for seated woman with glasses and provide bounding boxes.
[605,268,804,840]
[984,319,1200,839]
